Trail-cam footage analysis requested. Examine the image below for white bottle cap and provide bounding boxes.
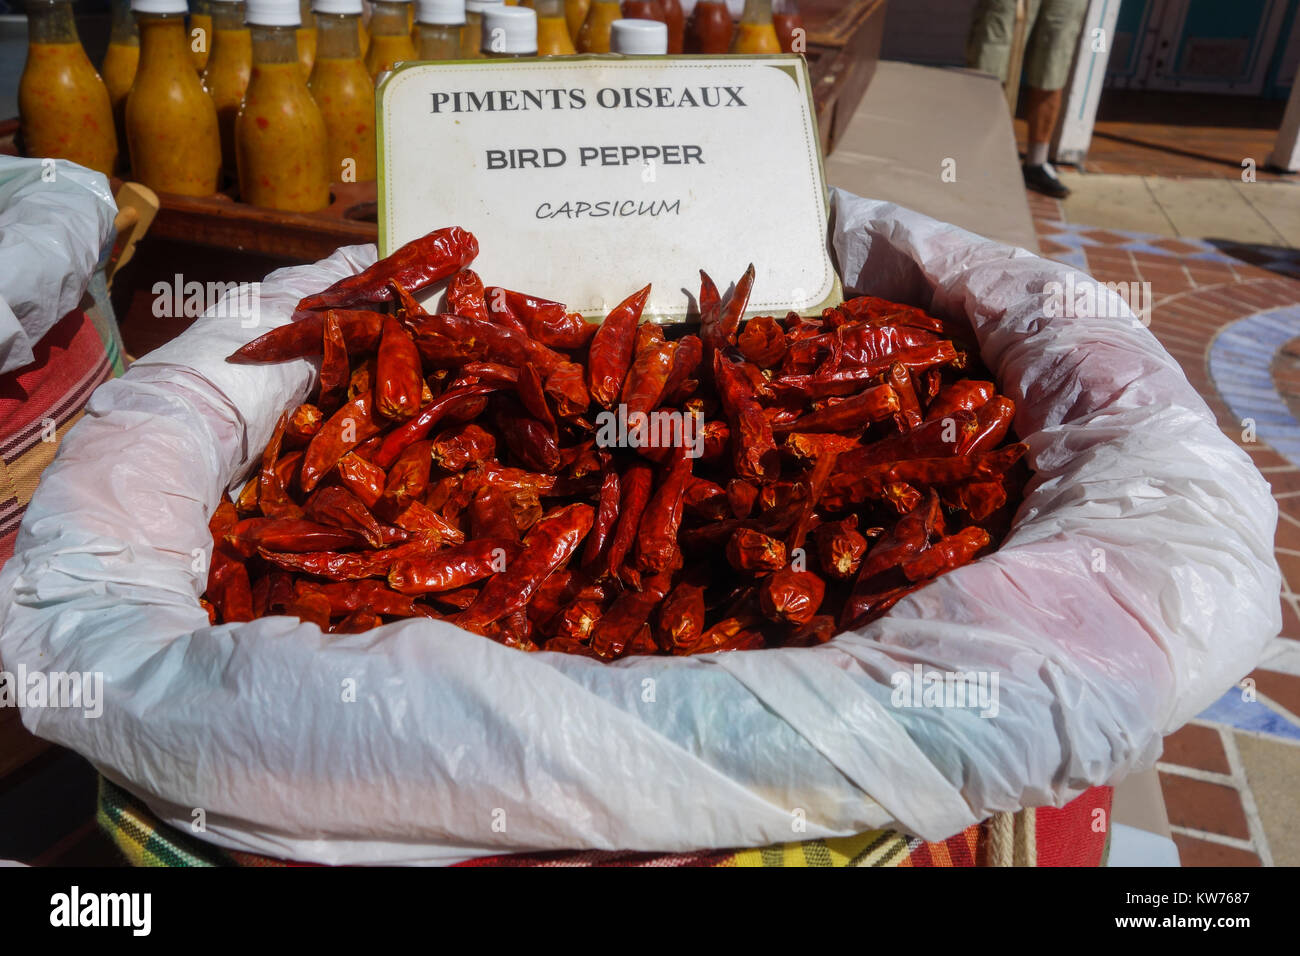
[314,0,363,14]
[465,0,503,13]
[610,18,668,55]
[130,0,188,13]
[480,5,535,54]
[245,0,300,24]
[417,0,465,24]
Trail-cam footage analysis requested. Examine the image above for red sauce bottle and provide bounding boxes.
[773,0,804,53]
[621,0,666,21]
[661,0,684,52]
[686,0,732,53]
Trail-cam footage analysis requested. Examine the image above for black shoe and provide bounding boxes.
[1023,163,1071,199]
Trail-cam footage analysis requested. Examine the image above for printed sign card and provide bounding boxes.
[378,55,837,321]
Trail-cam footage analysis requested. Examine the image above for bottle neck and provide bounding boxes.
[110,0,139,43]
[772,0,798,12]
[299,0,315,28]
[534,0,563,16]
[192,0,212,12]
[211,2,247,30]
[137,12,191,60]
[250,23,301,63]
[315,12,361,58]
[370,1,408,35]
[26,0,80,44]
[739,0,773,23]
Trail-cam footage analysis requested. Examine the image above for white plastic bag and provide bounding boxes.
[0,189,1279,865]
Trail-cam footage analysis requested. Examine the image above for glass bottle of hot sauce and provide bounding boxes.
[610,17,664,54]
[619,0,663,24]
[189,0,212,70]
[236,0,330,210]
[660,0,682,52]
[309,0,375,182]
[19,0,118,176]
[534,0,574,54]
[463,0,502,58]
[127,0,221,193]
[772,0,802,53]
[102,0,139,165]
[297,0,317,74]
[414,0,465,59]
[563,0,588,42]
[685,0,731,53]
[480,4,534,56]
[364,0,416,77]
[575,0,619,52]
[730,0,778,53]
[203,0,251,181]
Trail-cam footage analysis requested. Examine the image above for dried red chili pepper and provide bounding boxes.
[284,591,333,630]
[468,485,521,544]
[458,503,594,630]
[297,578,427,617]
[581,460,620,572]
[372,384,496,469]
[657,580,706,652]
[605,459,653,585]
[738,315,787,368]
[956,396,1015,456]
[374,315,423,421]
[621,337,677,418]
[926,380,995,421]
[589,570,673,660]
[317,312,350,414]
[814,517,869,580]
[406,313,565,376]
[759,568,825,626]
[334,609,383,633]
[257,412,305,520]
[636,446,692,574]
[228,309,384,364]
[900,527,991,583]
[285,404,324,446]
[387,538,519,594]
[587,285,651,408]
[304,484,384,547]
[298,226,479,312]
[544,362,590,418]
[683,476,729,521]
[227,517,368,557]
[380,440,433,515]
[660,333,703,405]
[714,352,779,479]
[886,363,924,431]
[726,528,787,573]
[431,423,496,473]
[336,452,387,509]
[773,383,899,435]
[446,269,491,323]
[701,263,754,356]
[300,392,387,493]
[488,287,597,350]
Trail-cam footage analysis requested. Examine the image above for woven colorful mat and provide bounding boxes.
[96,776,986,867]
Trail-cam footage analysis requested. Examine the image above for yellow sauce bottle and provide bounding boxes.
[202,0,251,181]
[127,0,221,193]
[480,4,534,56]
[309,0,376,182]
[237,0,330,210]
[533,0,573,54]
[575,0,618,52]
[463,0,502,58]
[564,0,588,41]
[730,0,779,53]
[189,0,213,70]
[364,0,416,77]
[19,0,117,176]
[358,8,369,55]
[413,0,465,59]
[297,0,317,75]
[101,0,139,169]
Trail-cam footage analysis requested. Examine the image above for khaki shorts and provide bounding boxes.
[966,0,1089,92]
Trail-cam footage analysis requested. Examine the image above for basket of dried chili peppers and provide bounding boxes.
[0,189,1278,864]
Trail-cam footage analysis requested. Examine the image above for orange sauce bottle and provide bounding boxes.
[297,0,318,75]
[203,0,251,181]
[414,0,465,58]
[685,0,730,53]
[564,0,588,42]
[19,0,118,177]
[189,0,213,70]
[364,0,416,77]
[463,0,503,58]
[773,0,803,53]
[730,0,779,53]
[534,0,575,54]
[619,0,663,23]
[575,0,619,52]
[127,0,221,193]
[309,0,376,182]
[237,0,330,210]
[101,0,139,168]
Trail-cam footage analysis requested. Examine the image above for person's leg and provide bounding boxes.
[965,0,1021,82]
[1021,0,1089,197]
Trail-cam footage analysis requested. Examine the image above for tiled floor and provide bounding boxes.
[1030,186,1300,867]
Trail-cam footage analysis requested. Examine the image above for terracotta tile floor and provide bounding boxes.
[1032,188,1300,867]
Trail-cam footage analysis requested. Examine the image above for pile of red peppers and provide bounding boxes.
[204,226,1029,657]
